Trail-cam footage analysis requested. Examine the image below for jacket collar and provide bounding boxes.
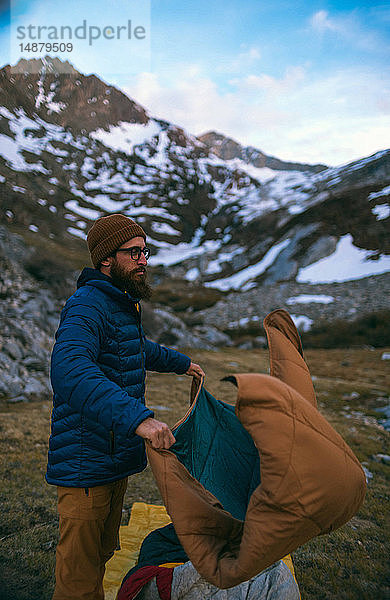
[77,267,140,305]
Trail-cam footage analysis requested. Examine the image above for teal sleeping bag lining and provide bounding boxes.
[171,386,260,521]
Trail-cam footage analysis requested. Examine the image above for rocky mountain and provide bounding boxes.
[197,131,326,173]
[1,57,149,133]
[0,55,389,366]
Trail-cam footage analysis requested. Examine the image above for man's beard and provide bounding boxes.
[110,260,153,300]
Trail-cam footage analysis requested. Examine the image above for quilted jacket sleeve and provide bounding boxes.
[50,295,153,438]
[144,338,191,374]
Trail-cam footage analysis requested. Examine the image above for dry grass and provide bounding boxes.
[0,347,389,600]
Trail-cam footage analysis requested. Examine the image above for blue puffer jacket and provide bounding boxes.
[46,268,191,487]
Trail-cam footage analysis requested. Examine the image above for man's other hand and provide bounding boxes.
[185,362,205,380]
[135,417,176,449]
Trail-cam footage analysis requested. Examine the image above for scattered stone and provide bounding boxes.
[192,325,232,347]
[252,336,267,348]
[361,464,373,484]
[372,454,390,465]
[23,356,47,370]
[7,395,28,403]
[24,378,48,400]
[21,298,44,318]
[0,380,9,397]
[3,340,24,360]
[374,404,390,431]
[46,315,60,331]
[2,374,24,397]
[152,308,233,350]
[342,392,360,401]
[41,540,55,551]
[375,404,390,418]
[238,341,253,350]
[0,351,14,370]
[378,418,390,432]
[5,321,32,346]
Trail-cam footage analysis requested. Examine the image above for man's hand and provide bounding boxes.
[135,417,176,449]
[185,362,205,380]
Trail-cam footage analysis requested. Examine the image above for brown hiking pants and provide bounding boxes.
[52,477,128,600]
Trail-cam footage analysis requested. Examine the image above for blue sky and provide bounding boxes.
[1,0,389,165]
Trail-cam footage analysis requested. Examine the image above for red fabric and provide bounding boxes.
[117,565,173,600]
[155,567,174,599]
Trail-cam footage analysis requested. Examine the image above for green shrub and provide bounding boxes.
[302,310,390,348]
[152,282,224,312]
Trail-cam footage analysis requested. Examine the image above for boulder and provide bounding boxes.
[1,373,24,398]
[192,325,232,347]
[24,377,48,400]
[3,340,24,360]
[23,356,47,371]
[7,395,28,403]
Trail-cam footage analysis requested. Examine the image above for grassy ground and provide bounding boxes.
[0,347,389,600]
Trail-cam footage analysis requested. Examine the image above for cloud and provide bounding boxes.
[233,45,261,66]
[124,65,389,166]
[230,66,305,94]
[308,9,388,52]
[310,10,343,33]
[216,45,262,74]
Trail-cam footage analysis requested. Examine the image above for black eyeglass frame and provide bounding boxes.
[114,246,151,261]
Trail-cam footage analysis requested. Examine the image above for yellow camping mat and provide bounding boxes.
[103,502,298,600]
[103,502,171,600]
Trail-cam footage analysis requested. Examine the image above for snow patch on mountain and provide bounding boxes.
[290,314,313,331]
[151,221,181,236]
[338,149,389,172]
[64,200,101,220]
[297,235,390,283]
[90,120,162,155]
[204,248,244,275]
[185,267,200,281]
[35,72,66,114]
[368,185,390,200]
[89,194,129,212]
[372,204,390,221]
[135,129,171,168]
[149,232,222,267]
[67,226,87,240]
[0,110,49,173]
[205,238,291,291]
[128,206,180,221]
[0,107,87,172]
[286,294,334,305]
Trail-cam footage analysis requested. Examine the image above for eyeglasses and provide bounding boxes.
[114,246,151,261]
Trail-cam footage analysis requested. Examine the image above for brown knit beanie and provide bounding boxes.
[87,213,146,268]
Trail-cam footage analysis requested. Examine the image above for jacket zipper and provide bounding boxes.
[135,302,145,376]
[125,294,145,384]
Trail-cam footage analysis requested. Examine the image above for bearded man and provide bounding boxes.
[46,213,204,600]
